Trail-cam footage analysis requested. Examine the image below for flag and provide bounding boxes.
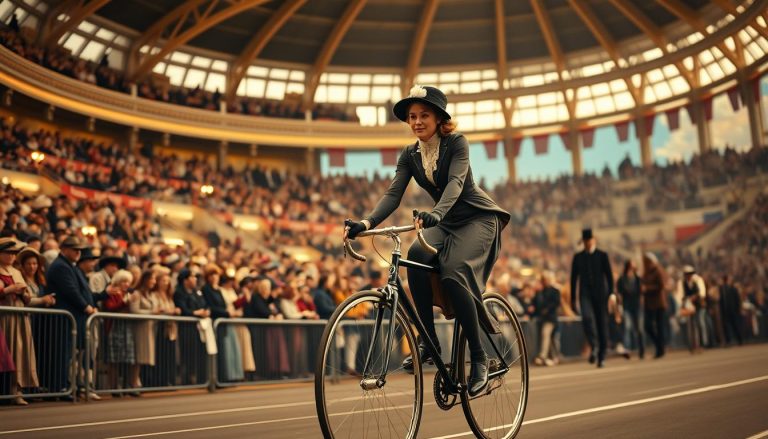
[666,108,680,131]
[483,140,498,159]
[727,87,740,112]
[533,134,549,155]
[559,132,572,151]
[703,97,713,121]
[327,148,345,167]
[580,127,595,149]
[615,121,630,142]
[381,148,399,166]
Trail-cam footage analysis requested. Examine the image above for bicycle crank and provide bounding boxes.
[433,366,457,411]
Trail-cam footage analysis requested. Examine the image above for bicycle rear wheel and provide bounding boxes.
[315,289,423,439]
[459,292,529,439]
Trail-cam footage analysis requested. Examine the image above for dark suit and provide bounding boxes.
[364,133,509,353]
[570,248,613,362]
[173,285,209,384]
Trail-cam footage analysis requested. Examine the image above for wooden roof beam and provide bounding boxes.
[43,0,111,48]
[609,0,695,88]
[401,0,439,96]
[494,0,512,126]
[529,0,565,74]
[656,0,743,67]
[128,0,268,82]
[226,0,307,101]
[305,0,367,106]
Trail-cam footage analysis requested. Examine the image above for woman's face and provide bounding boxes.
[407,102,440,142]
[157,274,170,293]
[21,256,38,276]
[0,251,16,266]
[147,273,157,290]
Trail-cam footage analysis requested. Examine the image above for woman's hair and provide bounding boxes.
[111,269,134,287]
[18,252,46,288]
[439,118,457,136]
[136,269,155,295]
[623,260,634,275]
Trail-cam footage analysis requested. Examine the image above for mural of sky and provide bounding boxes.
[322,74,768,187]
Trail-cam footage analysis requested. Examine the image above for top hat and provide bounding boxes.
[78,247,100,263]
[581,229,594,242]
[97,255,127,271]
[393,85,451,123]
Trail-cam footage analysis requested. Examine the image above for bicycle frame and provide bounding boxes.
[359,232,510,396]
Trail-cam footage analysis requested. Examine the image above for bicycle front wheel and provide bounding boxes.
[315,289,423,439]
[459,292,529,439]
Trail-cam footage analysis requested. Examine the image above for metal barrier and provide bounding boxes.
[213,318,328,387]
[84,312,211,400]
[0,306,77,401]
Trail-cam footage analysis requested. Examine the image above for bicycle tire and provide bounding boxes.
[458,292,529,439]
[315,289,424,439]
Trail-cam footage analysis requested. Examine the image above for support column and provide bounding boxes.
[128,127,139,152]
[740,75,766,149]
[692,95,711,153]
[636,114,652,168]
[305,147,319,174]
[503,137,517,183]
[218,141,228,171]
[568,124,583,177]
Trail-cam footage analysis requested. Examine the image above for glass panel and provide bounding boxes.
[108,50,124,69]
[80,40,105,62]
[609,79,627,93]
[247,66,269,77]
[646,68,664,83]
[113,35,130,47]
[0,2,14,22]
[662,64,679,78]
[210,60,227,71]
[643,87,657,104]
[77,20,96,34]
[286,82,304,94]
[461,70,481,81]
[356,106,378,126]
[580,63,604,77]
[539,106,558,124]
[371,86,394,103]
[289,70,305,81]
[482,69,496,79]
[475,100,497,112]
[416,73,438,84]
[328,73,349,83]
[246,78,266,97]
[439,72,460,82]
[668,76,690,93]
[456,102,474,113]
[373,74,397,84]
[576,86,592,100]
[594,95,615,113]
[326,85,347,103]
[482,80,498,90]
[517,95,536,108]
[591,83,610,96]
[265,80,286,99]
[653,82,672,100]
[348,85,370,103]
[270,68,290,79]
[460,82,482,93]
[537,92,557,106]
[165,64,186,86]
[614,92,634,110]
[236,81,246,96]
[170,52,191,64]
[314,84,328,102]
[441,83,459,94]
[62,33,86,54]
[205,72,226,93]
[95,28,115,41]
[191,56,211,68]
[642,48,663,61]
[183,69,206,88]
[350,73,371,84]
[521,74,545,87]
[576,99,596,118]
[699,49,715,64]
[152,62,167,74]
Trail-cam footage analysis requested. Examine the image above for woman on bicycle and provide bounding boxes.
[344,85,510,397]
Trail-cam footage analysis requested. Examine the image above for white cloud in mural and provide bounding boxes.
[655,96,752,162]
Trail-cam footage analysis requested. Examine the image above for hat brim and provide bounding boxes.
[0,242,26,253]
[98,257,127,270]
[393,97,451,123]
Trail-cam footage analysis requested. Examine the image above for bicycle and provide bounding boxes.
[315,213,529,438]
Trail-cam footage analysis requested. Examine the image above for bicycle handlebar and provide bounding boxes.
[344,211,438,262]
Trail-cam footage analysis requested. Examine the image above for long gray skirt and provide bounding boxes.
[407,212,502,306]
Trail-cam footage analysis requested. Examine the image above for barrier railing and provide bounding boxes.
[213,318,328,387]
[84,312,211,400]
[0,306,77,401]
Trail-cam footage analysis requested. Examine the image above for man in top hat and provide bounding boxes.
[570,229,614,368]
[677,265,707,352]
[89,254,126,296]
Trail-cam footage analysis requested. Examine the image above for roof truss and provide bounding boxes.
[401,0,439,95]
[42,0,111,48]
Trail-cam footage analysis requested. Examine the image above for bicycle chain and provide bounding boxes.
[433,365,457,411]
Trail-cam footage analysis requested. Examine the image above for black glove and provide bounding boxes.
[345,219,368,240]
[416,211,441,229]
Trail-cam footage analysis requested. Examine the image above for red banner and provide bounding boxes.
[727,88,740,112]
[685,103,696,125]
[533,135,549,155]
[483,140,499,159]
[507,137,523,158]
[642,114,656,137]
[327,149,346,167]
[703,97,713,121]
[559,132,572,151]
[615,121,630,142]
[580,128,595,149]
[666,108,680,131]
[60,184,153,213]
[381,148,399,166]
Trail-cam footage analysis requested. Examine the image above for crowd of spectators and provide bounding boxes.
[0,21,357,122]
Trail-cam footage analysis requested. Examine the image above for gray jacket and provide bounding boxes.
[365,133,510,228]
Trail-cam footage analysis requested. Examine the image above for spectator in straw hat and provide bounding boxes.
[677,265,707,353]
[90,254,127,296]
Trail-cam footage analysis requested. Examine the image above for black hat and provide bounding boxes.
[238,276,256,288]
[78,247,100,263]
[581,229,594,242]
[393,85,451,123]
[61,236,89,250]
[98,255,127,271]
[178,268,195,282]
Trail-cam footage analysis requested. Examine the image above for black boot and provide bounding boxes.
[468,357,489,397]
[402,343,441,373]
